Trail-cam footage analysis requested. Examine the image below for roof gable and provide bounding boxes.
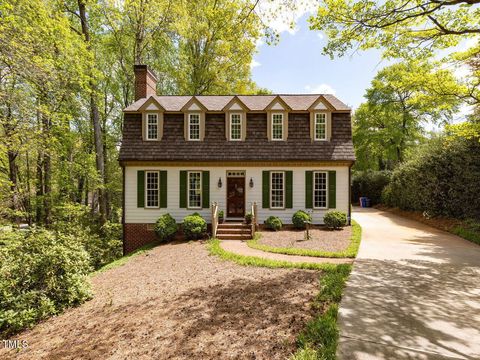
[180,96,208,112]
[308,95,335,111]
[138,96,166,112]
[264,96,292,111]
[222,96,249,111]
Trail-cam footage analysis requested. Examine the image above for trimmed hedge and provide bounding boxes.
[154,213,178,242]
[351,170,391,205]
[292,210,312,229]
[382,136,480,219]
[183,214,207,240]
[264,216,283,231]
[324,211,347,230]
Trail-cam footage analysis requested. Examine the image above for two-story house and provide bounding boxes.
[119,65,355,253]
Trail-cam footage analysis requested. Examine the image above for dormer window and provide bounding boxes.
[188,113,200,140]
[314,113,327,141]
[230,113,242,141]
[271,113,284,140]
[146,113,159,140]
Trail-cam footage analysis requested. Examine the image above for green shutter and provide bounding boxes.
[160,171,167,208]
[262,171,270,208]
[305,171,313,209]
[137,170,145,208]
[202,171,210,208]
[286,171,293,208]
[179,171,187,208]
[328,170,336,209]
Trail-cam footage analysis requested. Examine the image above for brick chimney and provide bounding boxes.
[134,65,157,101]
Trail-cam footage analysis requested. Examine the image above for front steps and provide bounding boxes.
[216,222,252,240]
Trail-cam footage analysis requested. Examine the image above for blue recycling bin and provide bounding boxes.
[365,198,371,207]
[359,197,367,207]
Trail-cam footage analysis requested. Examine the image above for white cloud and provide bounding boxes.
[316,32,324,40]
[305,84,336,95]
[250,59,261,68]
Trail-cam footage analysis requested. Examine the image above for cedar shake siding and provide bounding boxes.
[119,112,355,162]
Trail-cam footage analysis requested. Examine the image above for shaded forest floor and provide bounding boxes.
[0,241,321,360]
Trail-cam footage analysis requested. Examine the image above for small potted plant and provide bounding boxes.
[218,210,224,223]
[244,212,253,225]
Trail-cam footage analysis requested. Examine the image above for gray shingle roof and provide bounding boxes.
[123,94,350,112]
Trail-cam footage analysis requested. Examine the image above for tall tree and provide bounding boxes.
[310,0,480,59]
[353,61,460,170]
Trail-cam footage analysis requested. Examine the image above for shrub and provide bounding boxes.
[0,229,91,336]
[351,170,391,205]
[154,213,178,242]
[218,210,224,219]
[382,136,480,219]
[292,210,312,229]
[323,211,347,230]
[264,216,283,231]
[50,203,122,269]
[245,212,253,224]
[183,214,207,240]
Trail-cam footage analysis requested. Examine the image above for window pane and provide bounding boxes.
[147,114,158,140]
[315,113,326,140]
[314,172,327,208]
[188,172,202,208]
[189,114,200,140]
[230,114,241,140]
[146,172,159,207]
[272,114,283,140]
[271,172,284,208]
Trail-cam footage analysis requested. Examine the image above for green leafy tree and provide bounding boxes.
[353,61,460,169]
[310,0,480,59]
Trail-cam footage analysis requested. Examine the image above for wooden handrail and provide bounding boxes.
[211,202,219,238]
[250,202,258,238]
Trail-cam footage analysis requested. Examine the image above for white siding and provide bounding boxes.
[124,166,350,224]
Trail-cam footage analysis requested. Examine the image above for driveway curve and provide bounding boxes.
[338,207,480,360]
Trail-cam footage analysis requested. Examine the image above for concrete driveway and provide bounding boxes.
[338,207,480,360]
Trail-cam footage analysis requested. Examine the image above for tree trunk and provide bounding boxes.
[36,150,44,224]
[42,112,52,225]
[78,0,107,223]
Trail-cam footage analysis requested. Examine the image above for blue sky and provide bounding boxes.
[251,14,390,110]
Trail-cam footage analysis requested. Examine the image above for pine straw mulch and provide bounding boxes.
[258,226,352,253]
[0,241,321,360]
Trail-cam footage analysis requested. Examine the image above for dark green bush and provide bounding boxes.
[264,216,283,231]
[0,229,91,336]
[245,212,253,224]
[382,136,480,219]
[154,213,178,242]
[50,203,122,269]
[183,214,207,240]
[292,210,312,229]
[351,170,391,205]
[323,211,347,230]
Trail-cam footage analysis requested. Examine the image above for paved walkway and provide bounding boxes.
[220,240,354,264]
[338,207,480,360]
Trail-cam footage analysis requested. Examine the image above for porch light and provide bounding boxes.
[249,177,254,188]
[218,177,222,188]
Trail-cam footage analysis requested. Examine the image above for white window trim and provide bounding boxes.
[313,171,328,210]
[145,170,160,209]
[187,171,202,209]
[270,171,285,209]
[229,113,242,141]
[145,113,159,141]
[271,113,284,141]
[188,113,201,141]
[314,112,327,141]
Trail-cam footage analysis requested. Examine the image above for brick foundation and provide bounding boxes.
[124,223,158,254]
[123,223,212,254]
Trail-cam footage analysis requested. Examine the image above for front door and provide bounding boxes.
[227,177,245,217]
